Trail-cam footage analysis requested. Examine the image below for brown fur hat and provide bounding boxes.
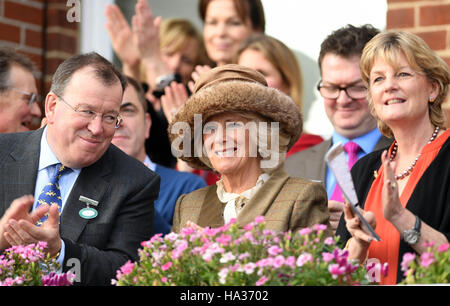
[168,64,302,170]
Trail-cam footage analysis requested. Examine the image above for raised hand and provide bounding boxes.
[161,82,189,123]
[132,0,169,88]
[188,65,212,92]
[105,4,140,69]
[381,150,405,222]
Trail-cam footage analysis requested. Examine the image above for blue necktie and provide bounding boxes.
[36,164,71,226]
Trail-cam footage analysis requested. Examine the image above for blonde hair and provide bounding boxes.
[235,34,304,111]
[360,30,450,138]
[140,18,210,80]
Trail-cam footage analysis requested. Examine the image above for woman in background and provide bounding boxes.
[236,34,323,155]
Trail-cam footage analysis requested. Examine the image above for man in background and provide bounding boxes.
[0,47,42,133]
[112,76,206,234]
[285,25,391,233]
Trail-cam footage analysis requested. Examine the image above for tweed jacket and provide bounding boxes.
[0,128,160,285]
[171,164,331,235]
[284,136,392,184]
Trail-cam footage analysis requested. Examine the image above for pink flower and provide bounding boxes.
[285,256,296,268]
[401,253,416,275]
[255,276,268,286]
[423,241,435,248]
[238,252,250,260]
[203,227,220,237]
[257,257,274,269]
[322,252,334,263]
[164,232,179,242]
[41,272,73,286]
[296,253,313,267]
[324,237,335,245]
[420,252,435,268]
[313,224,327,232]
[218,268,229,284]
[243,223,254,231]
[217,234,232,246]
[254,216,265,224]
[268,245,282,256]
[120,260,135,276]
[219,252,236,264]
[161,262,172,271]
[438,243,449,253]
[299,228,311,236]
[161,277,167,283]
[180,227,196,236]
[244,263,256,274]
[329,264,346,279]
[272,255,285,268]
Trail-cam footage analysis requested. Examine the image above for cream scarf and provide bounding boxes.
[216,173,270,224]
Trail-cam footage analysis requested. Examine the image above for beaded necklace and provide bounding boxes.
[389,126,439,180]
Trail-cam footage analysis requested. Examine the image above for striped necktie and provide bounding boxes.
[36,164,71,226]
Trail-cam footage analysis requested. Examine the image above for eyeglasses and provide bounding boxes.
[56,94,122,129]
[317,81,367,100]
[11,88,41,106]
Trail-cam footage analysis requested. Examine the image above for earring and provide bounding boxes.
[429,96,434,103]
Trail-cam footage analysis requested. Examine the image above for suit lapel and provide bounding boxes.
[237,164,290,226]
[6,129,43,206]
[60,148,112,241]
[315,139,331,183]
[196,185,224,228]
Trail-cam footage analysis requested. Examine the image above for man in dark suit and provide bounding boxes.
[285,25,392,233]
[0,52,160,285]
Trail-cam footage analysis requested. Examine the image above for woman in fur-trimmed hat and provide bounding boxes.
[169,64,331,234]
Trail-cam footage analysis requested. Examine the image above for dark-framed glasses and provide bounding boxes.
[56,94,122,129]
[317,81,367,100]
[12,88,41,106]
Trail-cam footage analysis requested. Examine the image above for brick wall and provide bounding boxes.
[0,0,79,107]
[386,0,450,126]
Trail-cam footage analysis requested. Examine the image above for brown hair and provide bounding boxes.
[235,34,304,111]
[318,24,379,75]
[198,0,265,32]
[160,18,210,66]
[360,30,450,137]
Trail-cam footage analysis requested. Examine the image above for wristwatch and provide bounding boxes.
[403,215,421,245]
[155,73,179,91]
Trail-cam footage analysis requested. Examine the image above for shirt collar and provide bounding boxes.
[332,128,382,154]
[38,126,61,171]
[144,155,156,171]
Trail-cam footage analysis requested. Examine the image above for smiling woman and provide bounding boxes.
[169,64,331,234]
[337,30,450,285]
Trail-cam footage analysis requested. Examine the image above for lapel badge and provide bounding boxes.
[79,195,98,219]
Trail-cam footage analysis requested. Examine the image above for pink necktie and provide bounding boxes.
[330,141,361,202]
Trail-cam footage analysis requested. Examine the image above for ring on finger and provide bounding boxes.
[390,181,397,190]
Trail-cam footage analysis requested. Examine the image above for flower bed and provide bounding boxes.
[114,217,373,286]
[401,242,449,284]
[0,241,74,286]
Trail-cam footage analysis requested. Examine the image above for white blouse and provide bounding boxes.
[216,173,270,224]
